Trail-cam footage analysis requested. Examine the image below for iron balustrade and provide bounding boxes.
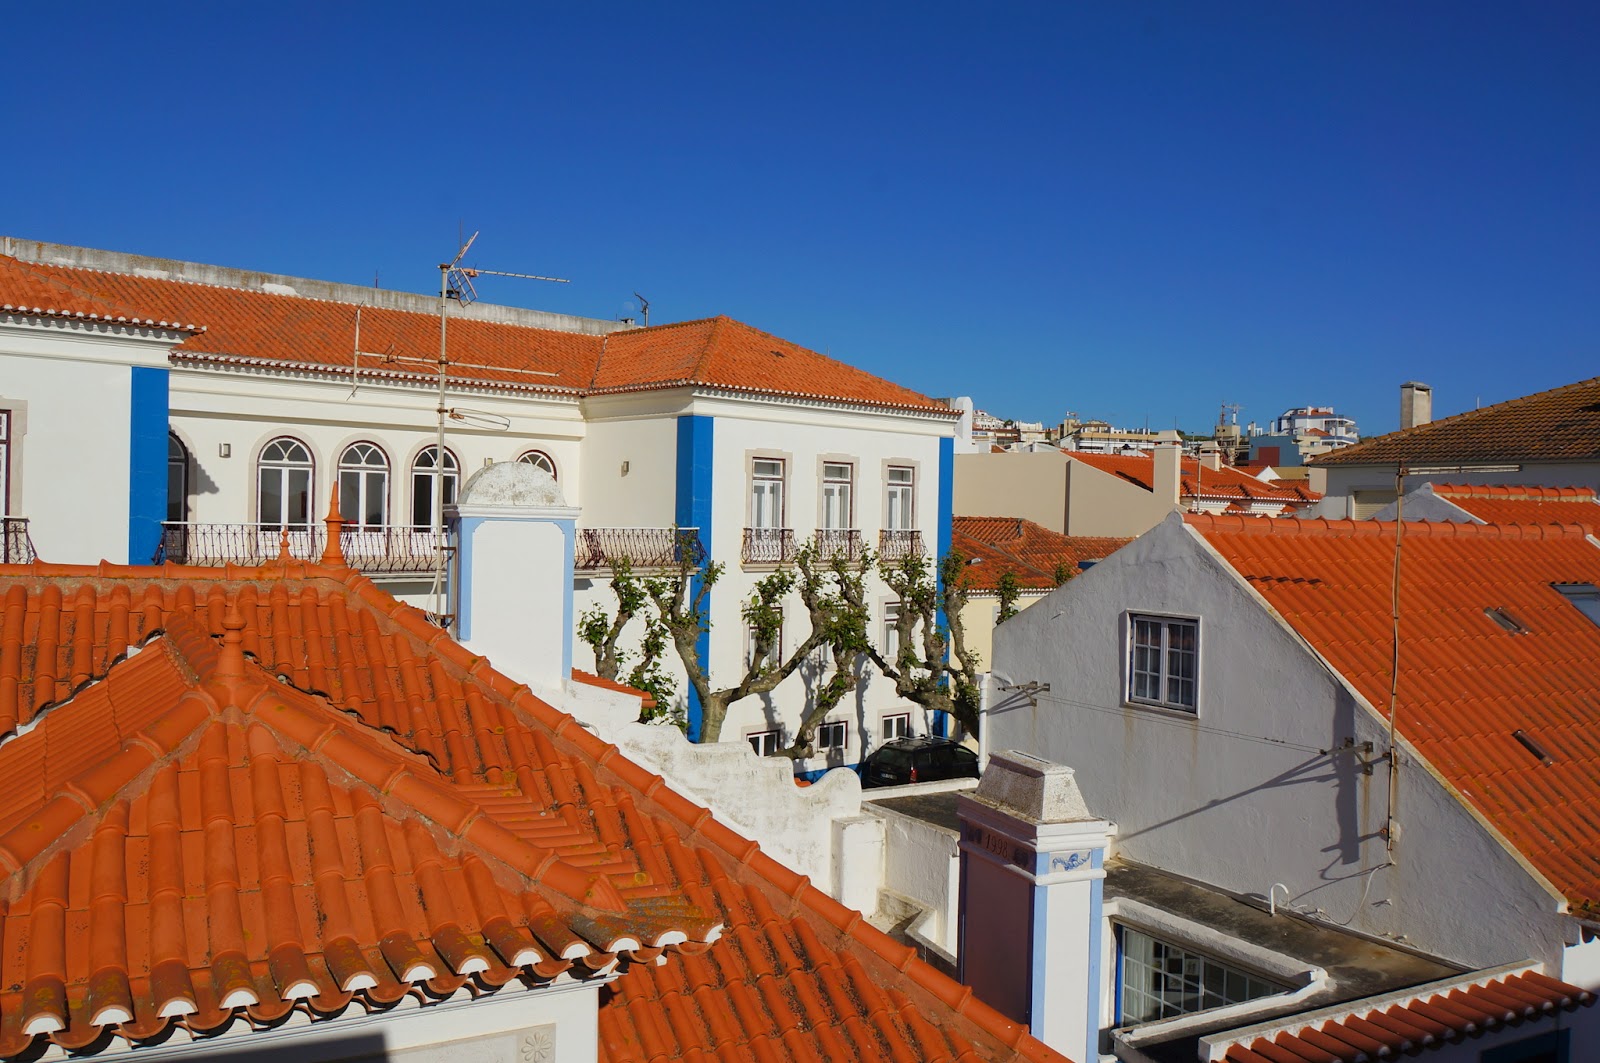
[574,527,704,571]
[878,529,924,560]
[742,527,797,565]
[816,529,864,562]
[2,518,36,564]
[158,522,452,574]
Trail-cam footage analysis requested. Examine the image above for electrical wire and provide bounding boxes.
[1020,687,1332,756]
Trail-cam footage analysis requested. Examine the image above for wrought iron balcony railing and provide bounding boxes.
[159,522,451,575]
[2,517,36,565]
[742,527,797,566]
[575,527,705,572]
[878,529,924,561]
[815,528,864,563]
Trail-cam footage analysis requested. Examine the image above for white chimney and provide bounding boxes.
[1152,442,1182,506]
[958,751,1113,1063]
[1401,382,1433,430]
[447,462,579,699]
[1198,442,1222,472]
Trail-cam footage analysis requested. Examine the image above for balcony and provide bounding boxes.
[816,528,864,563]
[159,523,451,575]
[2,517,36,564]
[878,529,924,561]
[742,527,797,566]
[575,527,705,572]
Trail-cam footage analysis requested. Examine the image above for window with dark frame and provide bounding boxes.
[817,720,847,750]
[747,730,778,757]
[1128,615,1198,712]
[338,442,389,530]
[882,713,911,740]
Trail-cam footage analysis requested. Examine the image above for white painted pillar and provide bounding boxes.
[447,462,578,700]
[957,750,1113,1063]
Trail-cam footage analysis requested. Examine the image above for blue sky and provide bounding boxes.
[9,3,1596,435]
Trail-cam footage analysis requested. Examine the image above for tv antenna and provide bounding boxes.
[633,292,650,327]
[425,232,571,618]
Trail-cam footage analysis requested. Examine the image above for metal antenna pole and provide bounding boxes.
[431,231,477,619]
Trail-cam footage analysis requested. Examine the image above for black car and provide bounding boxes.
[859,737,980,788]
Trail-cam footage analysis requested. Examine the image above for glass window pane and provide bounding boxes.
[261,470,284,526]
[288,469,310,525]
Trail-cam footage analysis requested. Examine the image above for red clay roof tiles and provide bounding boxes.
[0,255,951,415]
[952,517,1131,592]
[1428,483,1600,529]
[1311,375,1600,467]
[1187,515,1600,913]
[0,558,1064,1062]
[1067,452,1320,505]
[1219,968,1594,1062]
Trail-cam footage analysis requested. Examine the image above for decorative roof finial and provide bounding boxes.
[276,526,293,565]
[218,604,247,679]
[320,482,346,567]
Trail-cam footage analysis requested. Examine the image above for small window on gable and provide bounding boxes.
[1128,614,1198,713]
[1554,584,1600,627]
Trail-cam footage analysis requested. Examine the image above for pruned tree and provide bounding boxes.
[577,558,678,724]
[996,569,1022,624]
[775,543,874,761]
[868,550,985,737]
[645,550,826,744]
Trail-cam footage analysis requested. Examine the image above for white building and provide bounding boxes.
[0,238,959,775]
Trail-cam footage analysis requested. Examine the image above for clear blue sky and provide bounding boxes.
[8,3,1596,436]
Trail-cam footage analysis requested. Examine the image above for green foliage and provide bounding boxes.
[1052,560,1076,587]
[996,569,1021,624]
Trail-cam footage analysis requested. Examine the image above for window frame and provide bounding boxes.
[167,431,190,524]
[882,712,911,741]
[1116,925,1286,1026]
[749,456,787,531]
[816,720,848,751]
[1125,613,1200,714]
[820,458,855,531]
[411,445,461,530]
[0,409,11,516]
[337,441,391,530]
[516,449,558,480]
[747,730,779,757]
[884,464,917,531]
[882,601,904,662]
[256,436,315,529]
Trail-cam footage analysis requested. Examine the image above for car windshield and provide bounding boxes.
[874,747,916,769]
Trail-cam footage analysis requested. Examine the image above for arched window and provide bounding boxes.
[258,437,314,528]
[411,445,459,529]
[516,450,557,479]
[167,432,190,524]
[338,442,389,529]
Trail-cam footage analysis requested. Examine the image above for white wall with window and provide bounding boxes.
[258,437,315,528]
[821,461,853,530]
[988,512,1581,972]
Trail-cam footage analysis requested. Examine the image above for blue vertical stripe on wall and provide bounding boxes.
[675,415,715,741]
[127,366,169,565]
[934,434,955,738]
[1086,847,1106,1063]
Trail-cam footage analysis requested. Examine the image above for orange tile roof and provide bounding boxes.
[0,256,201,331]
[1187,515,1600,913]
[1219,968,1593,1063]
[1428,483,1600,529]
[0,559,1065,1062]
[1311,375,1600,467]
[952,516,1131,592]
[1067,452,1320,505]
[0,255,952,415]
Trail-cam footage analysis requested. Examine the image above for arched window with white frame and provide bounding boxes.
[167,432,190,524]
[338,442,389,529]
[411,445,460,529]
[257,437,314,529]
[516,450,558,479]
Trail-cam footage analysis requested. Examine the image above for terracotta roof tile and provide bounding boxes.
[1067,453,1320,505]
[1219,968,1594,1062]
[1311,376,1600,467]
[0,256,951,415]
[951,517,1131,592]
[0,559,1065,1062]
[1187,514,1600,912]
[1427,483,1600,529]
[0,257,199,330]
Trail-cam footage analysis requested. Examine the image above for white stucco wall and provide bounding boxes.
[989,516,1571,970]
[0,319,176,565]
[577,395,680,527]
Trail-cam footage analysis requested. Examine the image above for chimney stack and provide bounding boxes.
[1198,442,1222,472]
[1152,442,1182,507]
[1401,382,1433,430]
[958,751,1113,1062]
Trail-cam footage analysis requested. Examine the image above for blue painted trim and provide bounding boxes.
[675,415,715,741]
[1111,922,1124,1027]
[453,516,486,640]
[794,762,860,783]
[127,367,169,564]
[933,435,955,738]
[1086,847,1106,1063]
[1028,879,1046,1028]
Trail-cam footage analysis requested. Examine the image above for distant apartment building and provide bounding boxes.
[1247,404,1359,468]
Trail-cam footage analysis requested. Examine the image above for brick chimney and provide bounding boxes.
[1401,382,1433,430]
[958,751,1113,1062]
[1152,442,1182,506]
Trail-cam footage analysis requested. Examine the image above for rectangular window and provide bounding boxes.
[747,730,778,757]
[747,609,783,670]
[751,458,785,530]
[817,720,847,750]
[882,713,911,740]
[886,466,915,530]
[0,410,9,515]
[1128,615,1198,712]
[883,602,904,662]
[1118,927,1284,1025]
[822,462,854,530]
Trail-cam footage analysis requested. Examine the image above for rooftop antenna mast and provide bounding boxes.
[430,233,571,619]
[633,292,650,327]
